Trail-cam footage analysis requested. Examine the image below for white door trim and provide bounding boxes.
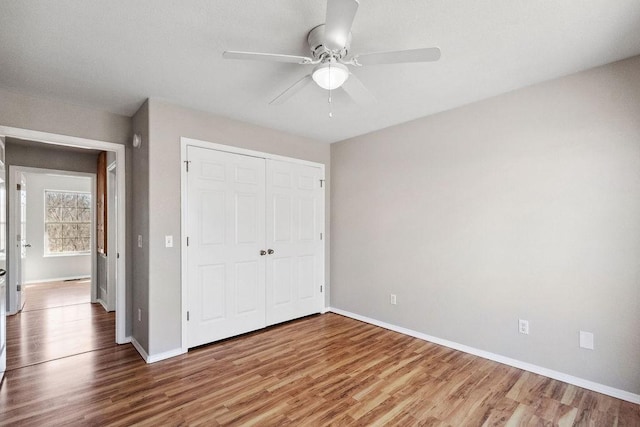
[0,125,128,344]
[180,137,325,353]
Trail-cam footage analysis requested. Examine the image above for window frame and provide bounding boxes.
[43,189,92,257]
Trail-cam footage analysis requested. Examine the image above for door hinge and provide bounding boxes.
[186,236,190,246]
[187,311,190,321]
[320,285,323,293]
[117,252,120,259]
[320,232,323,240]
[320,179,325,188]
[17,183,21,191]
[184,160,191,172]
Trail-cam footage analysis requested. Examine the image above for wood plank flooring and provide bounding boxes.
[6,280,116,370]
[21,279,92,312]
[1,306,638,426]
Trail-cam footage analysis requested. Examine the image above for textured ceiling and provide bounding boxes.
[1,0,639,143]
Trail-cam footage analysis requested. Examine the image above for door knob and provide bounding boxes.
[260,250,267,256]
[267,249,275,255]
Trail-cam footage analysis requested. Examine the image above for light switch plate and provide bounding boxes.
[165,235,173,248]
[137,235,143,248]
[580,331,594,350]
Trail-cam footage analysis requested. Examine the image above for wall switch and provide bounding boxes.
[138,308,142,322]
[518,319,529,334]
[580,331,594,350]
[390,294,397,305]
[165,235,173,248]
[137,235,143,248]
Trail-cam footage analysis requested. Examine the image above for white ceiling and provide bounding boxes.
[1,1,639,143]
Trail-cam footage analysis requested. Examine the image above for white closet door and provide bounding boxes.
[266,160,324,325]
[187,146,266,348]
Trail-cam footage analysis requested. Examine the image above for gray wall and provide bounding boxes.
[142,99,330,355]
[131,101,150,351]
[6,139,100,173]
[0,87,131,144]
[330,56,640,395]
[23,172,92,283]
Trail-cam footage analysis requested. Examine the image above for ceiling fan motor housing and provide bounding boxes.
[308,24,351,61]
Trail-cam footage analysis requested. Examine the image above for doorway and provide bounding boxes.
[0,125,127,344]
[9,168,95,314]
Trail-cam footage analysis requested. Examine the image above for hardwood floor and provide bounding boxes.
[21,279,92,312]
[6,280,116,370]
[1,310,638,426]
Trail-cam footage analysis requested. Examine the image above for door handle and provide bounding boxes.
[260,250,267,256]
[267,249,274,255]
[0,269,5,277]
[23,243,32,248]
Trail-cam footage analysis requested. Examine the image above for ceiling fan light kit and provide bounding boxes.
[223,0,441,106]
[312,61,349,90]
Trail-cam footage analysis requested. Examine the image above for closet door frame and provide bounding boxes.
[180,137,326,353]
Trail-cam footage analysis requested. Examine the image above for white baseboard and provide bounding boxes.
[130,337,186,364]
[97,298,108,312]
[328,307,640,404]
[147,347,186,364]
[130,337,149,362]
[25,276,91,284]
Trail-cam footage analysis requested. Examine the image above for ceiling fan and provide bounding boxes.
[222,0,441,106]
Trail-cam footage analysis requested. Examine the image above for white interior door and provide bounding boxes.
[265,160,324,325]
[186,146,266,348]
[15,172,27,312]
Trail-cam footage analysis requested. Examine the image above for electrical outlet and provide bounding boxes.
[138,308,142,322]
[390,294,397,305]
[518,319,529,334]
[580,331,594,350]
[137,235,143,248]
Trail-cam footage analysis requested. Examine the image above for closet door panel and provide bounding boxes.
[187,146,266,348]
[266,160,324,326]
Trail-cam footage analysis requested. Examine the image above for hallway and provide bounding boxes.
[5,279,116,370]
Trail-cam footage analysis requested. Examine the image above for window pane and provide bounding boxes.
[62,193,76,208]
[46,223,62,238]
[44,190,91,254]
[78,208,91,222]
[77,194,91,208]
[78,224,90,238]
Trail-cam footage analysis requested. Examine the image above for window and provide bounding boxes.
[44,190,91,255]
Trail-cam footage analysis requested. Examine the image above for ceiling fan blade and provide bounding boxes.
[324,0,359,51]
[354,47,441,66]
[223,51,313,64]
[341,73,375,105]
[269,74,313,105]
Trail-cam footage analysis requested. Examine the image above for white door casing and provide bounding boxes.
[0,137,6,381]
[265,160,324,325]
[186,146,266,348]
